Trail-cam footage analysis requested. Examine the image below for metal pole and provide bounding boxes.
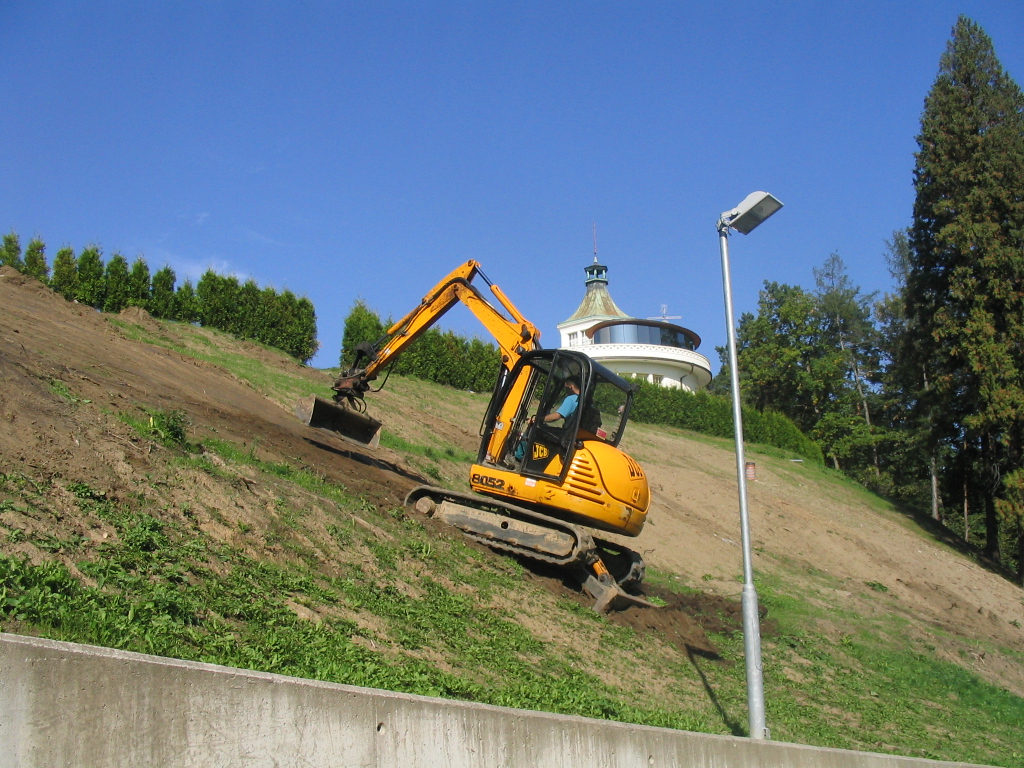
[717,221,768,740]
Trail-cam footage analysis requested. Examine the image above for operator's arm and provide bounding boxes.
[536,394,578,424]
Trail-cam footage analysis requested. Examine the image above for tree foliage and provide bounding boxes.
[904,16,1024,576]
[75,246,105,309]
[127,257,152,309]
[22,238,48,283]
[102,253,132,313]
[340,300,386,369]
[150,266,177,319]
[50,247,79,300]
[1,231,23,271]
[174,279,201,324]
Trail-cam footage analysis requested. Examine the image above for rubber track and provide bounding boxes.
[405,485,596,568]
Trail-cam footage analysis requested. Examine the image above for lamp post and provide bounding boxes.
[716,191,783,740]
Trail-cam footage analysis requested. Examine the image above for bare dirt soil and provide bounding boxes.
[2,265,1022,691]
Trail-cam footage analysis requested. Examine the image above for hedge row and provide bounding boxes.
[1,231,318,363]
[628,379,824,464]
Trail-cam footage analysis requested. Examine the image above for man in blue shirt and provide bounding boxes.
[512,376,582,463]
[541,376,580,424]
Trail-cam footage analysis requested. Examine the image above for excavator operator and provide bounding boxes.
[539,375,581,424]
[513,375,581,463]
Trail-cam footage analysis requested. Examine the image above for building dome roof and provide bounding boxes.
[560,259,630,325]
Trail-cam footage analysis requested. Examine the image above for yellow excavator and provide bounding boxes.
[297,260,653,611]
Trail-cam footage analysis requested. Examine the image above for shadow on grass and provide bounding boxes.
[687,647,746,737]
[304,437,429,485]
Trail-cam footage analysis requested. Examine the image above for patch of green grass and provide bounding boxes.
[46,379,91,405]
[121,408,196,450]
[106,318,187,352]
[380,432,475,463]
[0,468,704,733]
[108,316,325,408]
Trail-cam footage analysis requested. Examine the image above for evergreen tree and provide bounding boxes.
[256,286,281,347]
[1,231,23,271]
[50,247,79,300]
[102,253,132,313]
[75,246,106,309]
[22,238,48,282]
[874,230,937,510]
[150,266,177,319]
[906,16,1024,577]
[236,279,262,339]
[292,296,319,363]
[127,257,152,309]
[174,279,201,323]
[196,270,240,331]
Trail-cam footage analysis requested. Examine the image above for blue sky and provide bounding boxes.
[2,2,1022,370]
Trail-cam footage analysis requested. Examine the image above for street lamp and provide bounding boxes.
[716,191,783,741]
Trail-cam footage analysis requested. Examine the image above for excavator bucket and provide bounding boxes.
[296,395,382,449]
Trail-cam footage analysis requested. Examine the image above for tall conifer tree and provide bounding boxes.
[1,231,23,271]
[22,238,48,282]
[150,266,177,319]
[127,257,152,309]
[50,247,79,300]
[906,17,1024,575]
[102,253,132,313]
[75,246,106,309]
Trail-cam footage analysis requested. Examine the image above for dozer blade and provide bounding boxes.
[296,395,382,449]
[578,569,661,613]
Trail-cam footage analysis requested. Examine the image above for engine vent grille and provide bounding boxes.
[566,454,602,499]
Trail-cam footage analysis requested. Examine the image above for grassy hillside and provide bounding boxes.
[1,281,1022,766]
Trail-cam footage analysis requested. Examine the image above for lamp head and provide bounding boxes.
[720,191,783,235]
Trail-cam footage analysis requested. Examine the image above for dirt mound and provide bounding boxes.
[0,267,412,511]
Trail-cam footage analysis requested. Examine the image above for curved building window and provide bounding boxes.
[591,322,695,350]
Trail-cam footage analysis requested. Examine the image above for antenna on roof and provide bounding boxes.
[592,222,598,264]
[647,304,682,321]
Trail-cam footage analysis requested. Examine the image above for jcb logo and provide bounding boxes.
[532,444,549,460]
[472,473,505,490]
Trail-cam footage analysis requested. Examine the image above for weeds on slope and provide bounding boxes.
[0,441,708,734]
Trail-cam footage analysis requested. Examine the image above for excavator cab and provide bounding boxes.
[481,349,633,482]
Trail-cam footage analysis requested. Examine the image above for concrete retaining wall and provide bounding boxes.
[0,633,989,768]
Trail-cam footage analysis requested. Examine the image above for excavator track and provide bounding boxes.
[405,485,656,613]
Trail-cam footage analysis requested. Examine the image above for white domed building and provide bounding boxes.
[556,259,712,392]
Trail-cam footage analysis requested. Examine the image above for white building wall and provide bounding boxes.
[570,343,713,392]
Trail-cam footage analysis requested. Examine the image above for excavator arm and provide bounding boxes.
[299,260,542,448]
[334,260,541,403]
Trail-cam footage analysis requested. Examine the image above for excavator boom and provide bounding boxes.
[306,260,540,447]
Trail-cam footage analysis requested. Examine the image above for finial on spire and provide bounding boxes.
[592,222,598,264]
